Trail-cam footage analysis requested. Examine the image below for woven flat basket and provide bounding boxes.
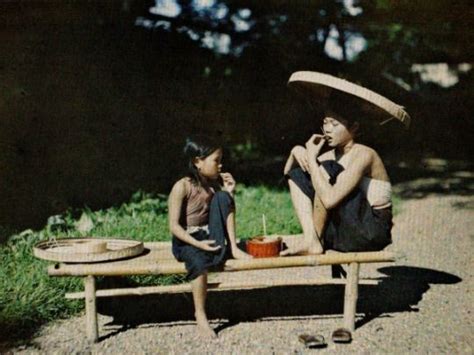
[288,71,411,128]
[33,238,144,263]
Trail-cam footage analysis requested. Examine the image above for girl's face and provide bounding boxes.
[322,113,357,147]
[194,148,223,180]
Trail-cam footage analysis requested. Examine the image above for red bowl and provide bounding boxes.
[246,236,282,258]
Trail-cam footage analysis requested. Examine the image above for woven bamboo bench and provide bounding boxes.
[47,235,395,343]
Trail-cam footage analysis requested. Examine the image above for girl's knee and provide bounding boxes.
[209,191,235,229]
[214,190,232,200]
[212,191,234,207]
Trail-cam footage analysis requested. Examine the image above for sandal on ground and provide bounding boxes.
[298,334,327,348]
[331,328,352,343]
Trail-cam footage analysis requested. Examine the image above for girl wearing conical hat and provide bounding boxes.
[282,72,408,256]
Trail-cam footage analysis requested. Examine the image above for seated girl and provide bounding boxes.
[168,135,251,339]
[282,103,393,255]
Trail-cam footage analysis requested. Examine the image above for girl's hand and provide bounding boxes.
[291,145,309,172]
[305,134,326,160]
[220,172,236,194]
[198,240,222,252]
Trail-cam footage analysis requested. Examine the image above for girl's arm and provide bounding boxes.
[168,179,221,252]
[306,136,371,210]
[221,174,252,259]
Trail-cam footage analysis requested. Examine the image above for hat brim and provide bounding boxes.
[288,71,411,128]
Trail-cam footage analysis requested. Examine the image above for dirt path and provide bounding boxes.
[11,189,474,354]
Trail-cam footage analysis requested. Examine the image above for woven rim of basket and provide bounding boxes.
[288,71,411,128]
[33,238,144,263]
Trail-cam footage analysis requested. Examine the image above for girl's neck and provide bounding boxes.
[197,174,215,190]
[198,174,208,186]
[335,139,355,158]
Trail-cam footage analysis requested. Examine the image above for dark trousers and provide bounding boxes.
[172,191,234,280]
[287,164,393,253]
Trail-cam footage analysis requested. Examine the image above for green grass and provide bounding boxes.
[235,185,302,237]
[0,186,300,343]
[0,185,401,343]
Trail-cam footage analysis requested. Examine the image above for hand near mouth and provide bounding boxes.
[220,172,236,194]
[305,134,326,159]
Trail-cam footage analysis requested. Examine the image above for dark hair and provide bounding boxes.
[324,91,365,129]
[183,135,221,184]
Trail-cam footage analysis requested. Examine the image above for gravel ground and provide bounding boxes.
[9,187,474,354]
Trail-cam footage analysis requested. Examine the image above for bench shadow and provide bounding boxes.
[355,266,461,328]
[96,266,461,338]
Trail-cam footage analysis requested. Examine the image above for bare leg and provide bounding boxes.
[280,180,324,255]
[227,210,252,259]
[191,272,217,339]
[313,192,328,243]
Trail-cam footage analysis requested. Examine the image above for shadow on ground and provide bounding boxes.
[388,161,474,199]
[96,266,461,339]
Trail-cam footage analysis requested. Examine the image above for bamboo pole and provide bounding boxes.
[262,214,267,236]
[49,261,187,276]
[224,252,395,271]
[48,252,395,277]
[143,241,172,249]
[343,262,360,332]
[65,278,379,299]
[84,275,98,343]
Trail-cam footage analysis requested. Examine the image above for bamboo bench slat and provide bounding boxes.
[48,251,395,277]
[44,235,397,343]
[65,277,380,299]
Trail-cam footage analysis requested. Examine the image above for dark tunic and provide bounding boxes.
[172,191,234,280]
[287,160,393,252]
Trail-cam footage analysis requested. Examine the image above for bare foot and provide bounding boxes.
[280,241,323,256]
[195,314,217,339]
[197,323,217,339]
[231,247,253,259]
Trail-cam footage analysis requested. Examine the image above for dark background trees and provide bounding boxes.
[1,0,472,229]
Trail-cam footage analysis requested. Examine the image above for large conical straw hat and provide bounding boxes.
[288,71,411,128]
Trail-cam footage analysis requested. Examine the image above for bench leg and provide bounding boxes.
[84,275,98,343]
[343,262,359,332]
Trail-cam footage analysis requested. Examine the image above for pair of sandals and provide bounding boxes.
[299,328,352,348]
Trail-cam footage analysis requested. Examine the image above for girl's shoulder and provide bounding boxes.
[353,144,389,180]
[319,144,377,167]
[354,143,374,152]
[171,177,193,197]
[350,144,381,169]
[353,144,382,161]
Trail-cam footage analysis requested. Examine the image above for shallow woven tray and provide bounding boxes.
[33,238,144,263]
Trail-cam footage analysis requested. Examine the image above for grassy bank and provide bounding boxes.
[0,185,302,343]
[0,185,400,344]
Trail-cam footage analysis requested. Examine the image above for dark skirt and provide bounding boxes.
[286,160,393,252]
[172,191,234,280]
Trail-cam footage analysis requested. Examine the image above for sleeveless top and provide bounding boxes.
[359,177,392,208]
[182,180,215,227]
